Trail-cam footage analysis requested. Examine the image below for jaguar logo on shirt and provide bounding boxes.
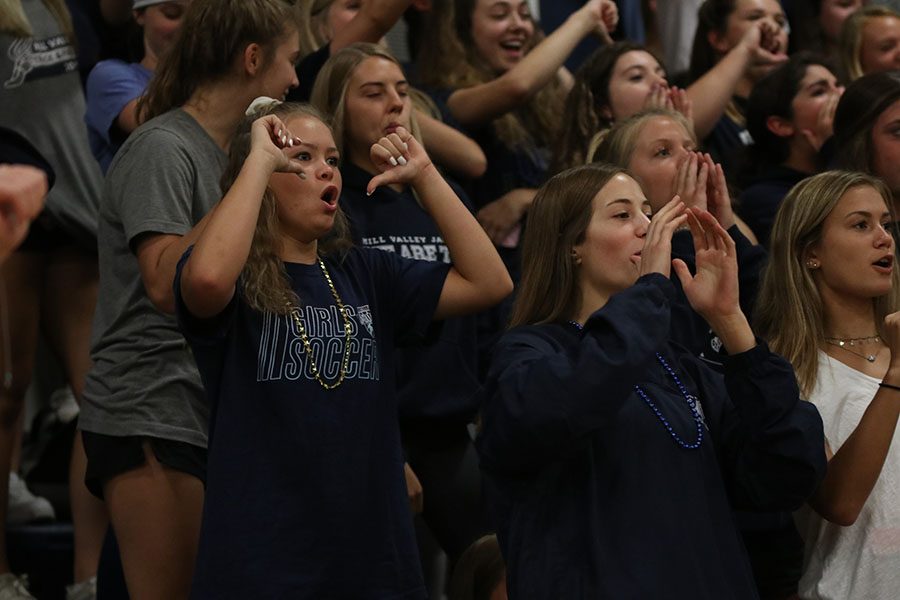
[4,35,77,89]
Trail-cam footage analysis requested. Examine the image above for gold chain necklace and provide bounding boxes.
[286,258,352,390]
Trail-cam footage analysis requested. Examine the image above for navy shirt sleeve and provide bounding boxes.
[477,274,675,474]
[357,246,451,344]
[681,343,826,511]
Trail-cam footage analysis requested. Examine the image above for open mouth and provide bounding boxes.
[874,255,894,271]
[320,185,338,206]
[499,39,525,54]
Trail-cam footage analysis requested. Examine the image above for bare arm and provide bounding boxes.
[330,0,412,52]
[415,110,486,179]
[809,314,900,525]
[686,22,786,140]
[447,0,616,128]
[115,97,141,136]
[0,164,47,263]
[178,116,301,318]
[366,128,512,319]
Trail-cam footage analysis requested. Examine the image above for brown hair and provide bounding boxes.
[756,170,900,397]
[139,0,297,122]
[416,0,564,152]
[510,163,626,327]
[221,101,352,314]
[833,70,900,184]
[550,41,663,176]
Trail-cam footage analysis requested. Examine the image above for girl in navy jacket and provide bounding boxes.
[476,163,825,599]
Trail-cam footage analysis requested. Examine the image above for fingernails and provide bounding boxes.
[366,189,373,196]
[403,142,409,150]
[397,156,407,166]
[288,138,294,147]
[389,156,398,166]
[281,135,287,145]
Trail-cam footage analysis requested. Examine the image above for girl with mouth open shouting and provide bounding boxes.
[475,163,824,598]
[176,100,511,597]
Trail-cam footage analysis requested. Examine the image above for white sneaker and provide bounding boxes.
[0,573,35,600]
[49,386,80,424]
[65,576,96,600]
[6,473,55,525]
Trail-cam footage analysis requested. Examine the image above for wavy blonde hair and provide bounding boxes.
[755,170,900,397]
[299,0,332,56]
[222,102,353,315]
[415,0,564,152]
[0,0,73,41]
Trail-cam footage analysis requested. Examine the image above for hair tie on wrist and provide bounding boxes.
[879,381,900,393]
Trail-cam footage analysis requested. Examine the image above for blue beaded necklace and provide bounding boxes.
[569,321,705,450]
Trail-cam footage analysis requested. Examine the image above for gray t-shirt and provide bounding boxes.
[0,0,101,245]
[80,109,226,447]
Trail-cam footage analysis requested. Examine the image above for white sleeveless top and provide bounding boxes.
[797,352,900,599]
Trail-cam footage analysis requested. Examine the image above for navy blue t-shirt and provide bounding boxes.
[176,246,450,599]
[340,162,481,426]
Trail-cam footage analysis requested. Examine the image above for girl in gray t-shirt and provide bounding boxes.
[79,0,303,596]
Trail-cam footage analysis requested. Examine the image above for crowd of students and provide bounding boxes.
[1,0,899,599]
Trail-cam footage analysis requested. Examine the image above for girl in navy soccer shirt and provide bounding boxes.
[176,101,511,597]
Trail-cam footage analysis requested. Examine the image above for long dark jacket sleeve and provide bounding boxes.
[476,274,824,599]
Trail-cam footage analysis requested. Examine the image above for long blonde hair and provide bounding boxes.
[756,170,900,397]
[298,0,332,56]
[221,102,353,315]
[415,0,564,152]
[139,0,297,122]
[0,0,73,42]
[839,5,900,82]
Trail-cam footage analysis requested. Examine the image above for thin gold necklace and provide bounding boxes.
[824,337,882,363]
[286,257,352,390]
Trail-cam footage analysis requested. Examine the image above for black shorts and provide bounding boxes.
[18,213,96,255]
[82,431,207,499]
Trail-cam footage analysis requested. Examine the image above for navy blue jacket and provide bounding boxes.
[476,274,825,599]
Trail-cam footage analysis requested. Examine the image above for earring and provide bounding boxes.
[806,259,819,269]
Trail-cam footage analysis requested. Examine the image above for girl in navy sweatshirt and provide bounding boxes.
[476,163,825,599]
